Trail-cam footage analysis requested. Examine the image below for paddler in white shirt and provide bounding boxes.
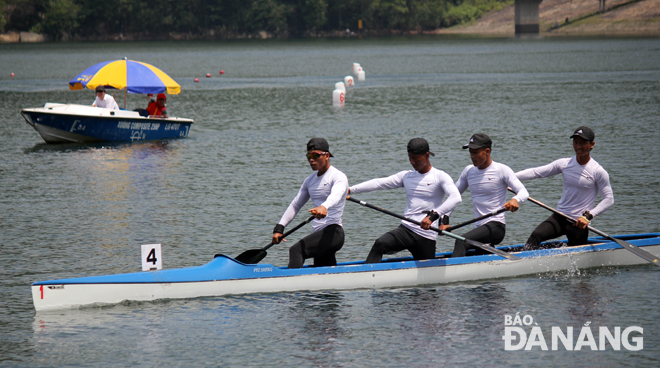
[516,126,614,249]
[348,138,462,263]
[451,133,529,257]
[272,138,348,268]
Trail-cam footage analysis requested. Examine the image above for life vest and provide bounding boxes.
[147,102,166,116]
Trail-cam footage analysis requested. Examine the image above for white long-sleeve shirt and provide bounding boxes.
[455,161,528,227]
[92,93,119,110]
[349,168,462,240]
[278,165,348,232]
[516,156,614,219]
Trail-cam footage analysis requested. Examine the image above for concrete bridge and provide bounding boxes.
[515,0,544,34]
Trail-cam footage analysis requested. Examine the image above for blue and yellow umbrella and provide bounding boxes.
[69,58,180,95]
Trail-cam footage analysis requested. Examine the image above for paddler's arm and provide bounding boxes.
[420,215,433,230]
[312,172,347,219]
[348,171,406,195]
[502,198,520,212]
[308,206,327,219]
[420,212,450,231]
[503,165,527,213]
[574,169,614,230]
[515,158,565,181]
[422,172,461,230]
[272,229,286,244]
[272,179,311,244]
[574,215,590,230]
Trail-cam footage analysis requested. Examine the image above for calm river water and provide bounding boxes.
[1,36,659,367]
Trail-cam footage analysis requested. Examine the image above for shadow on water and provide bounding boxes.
[283,291,347,365]
[361,284,514,365]
[23,139,176,154]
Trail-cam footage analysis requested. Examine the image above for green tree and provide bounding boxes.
[284,0,327,36]
[300,0,327,33]
[243,0,290,35]
[444,0,511,27]
[368,0,409,30]
[1,0,516,39]
[410,0,447,30]
[0,1,6,32]
[31,0,80,38]
[3,0,44,32]
[0,0,7,33]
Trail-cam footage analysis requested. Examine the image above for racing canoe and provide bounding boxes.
[32,233,660,311]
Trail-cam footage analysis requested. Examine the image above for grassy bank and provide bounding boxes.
[438,0,659,35]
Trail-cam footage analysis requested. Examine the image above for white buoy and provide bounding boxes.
[344,76,354,87]
[352,63,361,75]
[333,89,345,107]
[335,81,346,93]
[357,69,366,81]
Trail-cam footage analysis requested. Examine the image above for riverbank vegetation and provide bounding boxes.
[1,0,513,40]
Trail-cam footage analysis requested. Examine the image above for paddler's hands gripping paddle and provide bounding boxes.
[443,207,507,232]
[347,196,520,260]
[233,216,315,264]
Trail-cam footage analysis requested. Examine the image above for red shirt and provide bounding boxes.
[147,102,167,116]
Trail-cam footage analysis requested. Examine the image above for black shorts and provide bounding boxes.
[289,224,344,268]
[451,221,506,258]
[366,224,436,263]
[525,213,588,249]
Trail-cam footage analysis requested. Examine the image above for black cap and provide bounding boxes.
[407,138,435,156]
[95,85,105,92]
[570,126,595,141]
[462,133,492,150]
[307,138,334,157]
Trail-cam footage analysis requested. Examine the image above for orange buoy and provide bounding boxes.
[194,78,199,82]
[10,73,15,77]
[206,73,211,78]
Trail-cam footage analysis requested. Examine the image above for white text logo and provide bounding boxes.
[502,313,643,351]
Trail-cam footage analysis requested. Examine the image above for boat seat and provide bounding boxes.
[134,108,149,117]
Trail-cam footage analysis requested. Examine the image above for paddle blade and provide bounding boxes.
[235,249,267,264]
[610,238,660,267]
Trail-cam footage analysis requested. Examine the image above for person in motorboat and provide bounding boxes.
[348,138,462,263]
[133,94,158,117]
[146,93,168,118]
[450,133,529,257]
[515,126,614,250]
[272,138,349,268]
[92,85,119,110]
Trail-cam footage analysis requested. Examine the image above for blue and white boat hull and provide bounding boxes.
[31,234,660,311]
[21,103,193,144]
